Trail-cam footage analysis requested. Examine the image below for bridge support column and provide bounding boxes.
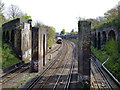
[78,21,91,88]
[31,27,39,72]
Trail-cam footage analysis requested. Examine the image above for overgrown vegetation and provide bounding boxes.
[89,4,120,81]
[1,21,21,69]
[70,29,78,35]
[92,15,120,31]
[83,4,120,31]
[48,26,56,48]
[34,22,56,49]
[105,53,120,81]
[0,1,57,69]
[66,39,78,43]
[60,28,65,36]
[104,39,120,81]
[91,46,109,63]
[92,39,120,81]
[1,42,21,69]
[104,39,118,55]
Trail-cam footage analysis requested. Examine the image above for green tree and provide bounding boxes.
[91,5,120,31]
[104,38,118,56]
[104,8,118,21]
[70,29,77,35]
[60,29,65,35]
[20,13,32,22]
[48,26,56,48]
[33,21,56,48]
[70,32,77,35]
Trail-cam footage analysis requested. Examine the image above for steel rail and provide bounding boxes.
[91,67,100,89]
[24,41,64,89]
[0,62,30,79]
[91,54,114,89]
[0,64,30,86]
[40,41,67,89]
[1,42,62,88]
[53,42,72,89]
[64,41,75,90]
[48,44,62,54]
[1,44,61,79]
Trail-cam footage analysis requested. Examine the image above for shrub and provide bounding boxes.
[104,39,118,56]
[2,42,21,69]
[91,45,109,63]
[48,26,56,48]
[105,53,120,81]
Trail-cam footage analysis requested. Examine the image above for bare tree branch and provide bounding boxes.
[6,4,23,19]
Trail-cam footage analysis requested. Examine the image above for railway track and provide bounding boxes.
[91,54,114,89]
[0,65,30,88]
[48,44,62,54]
[0,63,30,87]
[1,44,62,88]
[24,40,75,89]
[52,41,74,89]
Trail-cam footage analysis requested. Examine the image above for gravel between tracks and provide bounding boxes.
[29,41,75,89]
[2,43,62,89]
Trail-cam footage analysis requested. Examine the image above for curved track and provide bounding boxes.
[91,54,115,89]
[25,40,75,89]
[1,44,62,88]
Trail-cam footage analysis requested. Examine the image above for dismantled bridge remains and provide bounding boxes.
[2,18,48,72]
[91,27,120,50]
[62,26,120,50]
[78,21,91,87]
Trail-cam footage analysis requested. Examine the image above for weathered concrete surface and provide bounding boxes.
[31,27,39,72]
[21,23,32,61]
[78,21,91,87]
[31,27,48,72]
[2,18,49,72]
[2,18,32,60]
[91,26,119,50]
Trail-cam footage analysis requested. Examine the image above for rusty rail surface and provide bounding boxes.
[23,41,64,89]
[91,54,114,89]
[24,40,75,89]
[1,43,62,88]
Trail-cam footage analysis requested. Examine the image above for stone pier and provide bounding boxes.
[78,21,91,88]
[31,27,48,72]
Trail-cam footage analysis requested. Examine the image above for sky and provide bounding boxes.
[2,0,120,33]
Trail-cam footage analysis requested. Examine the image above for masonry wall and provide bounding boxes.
[91,26,119,50]
[31,27,39,71]
[21,23,32,61]
[2,18,22,59]
[39,27,48,66]
[2,18,48,72]
[32,27,48,72]
[78,21,91,86]
[2,18,32,60]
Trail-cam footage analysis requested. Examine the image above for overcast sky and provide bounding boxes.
[2,0,120,33]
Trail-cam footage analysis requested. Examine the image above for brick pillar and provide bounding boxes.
[78,21,91,88]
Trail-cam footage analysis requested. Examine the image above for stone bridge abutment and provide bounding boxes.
[91,27,119,50]
[2,18,48,72]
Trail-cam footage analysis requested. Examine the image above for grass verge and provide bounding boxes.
[66,39,78,43]
[2,42,21,69]
[91,46,109,63]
